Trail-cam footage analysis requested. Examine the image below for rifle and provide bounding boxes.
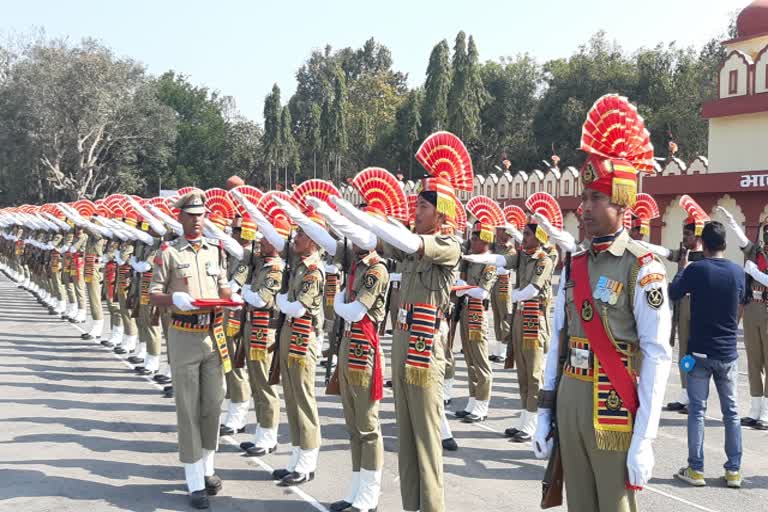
[378,257,396,336]
[325,237,349,395]
[447,244,470,352]
[504,245,521,370]
[540,251,569,509]
[268,230,292,385]
[127,242,142,318]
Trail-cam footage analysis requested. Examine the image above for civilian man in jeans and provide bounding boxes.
[669,221,745,488]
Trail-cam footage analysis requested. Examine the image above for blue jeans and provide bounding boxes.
[686,356,742,472]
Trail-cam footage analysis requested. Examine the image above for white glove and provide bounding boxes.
[454,279,468,297]
[126,197,167,237]
[505,225,523,244]
[129,256,137,266]
[325,264,339,274]
[510,284,538,303]
[716,206,749,248]
[333,196,418,252]
[308,196,377,251]
[228,279,241,293]
[58,245,69,254]
[466,287,489,300]
[231,190,286,252]
[204,219,244,261]
[69,246,77,254]
[746,260,768,286]
[532,212,577,253]
[172,291,196,311]
[134,261,151,273]
[496,266,509,276]
[390,272,402,283]
[532,409,553,460]
[147,204,183,237]
[275,196,338,255]
[243,284,267,308]
[277,293,306,318]
[334,292,367,323]
[463,253,507,267]
[115,254,125,266]
[227,292,243,310]
[627,438,654,488]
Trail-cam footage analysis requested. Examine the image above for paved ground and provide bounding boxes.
[0,275,767,511]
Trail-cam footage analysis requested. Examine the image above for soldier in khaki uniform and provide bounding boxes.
[219,218,254,437]
[534,94,672,511]
[489,228,516,361]
[69,226,89,324]
[150,190,232,510]
[468,201,558,443]
[114,233,139,355]
[61,229,77,320]
[664,201,707,413]
[720,207,768,428]
[240,215,289,457]
[455,219,498,424]
[102,238,124,347]
[47,226,67,317]
[81,222,107,341]
[330,149,469,512]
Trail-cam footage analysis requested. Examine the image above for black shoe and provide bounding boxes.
[384,380,392,388]
[755,420,768,431]
[511,431,532,443]
[127,356,144,364]
[741,417,758,427]
[330,500,353,512]
[204,474,222,495]
[462,413,486,424]
[666,401,686,411]
[678,405,689,415]
[101,341,115,348]
[80,332,90,340]
[48,310,58,315]
[489,355,503,363]
[245,444,277,457]
[454,409,470,419]
[163,386,173,398]
[219,425,246,436]
[239,441,255,452]
[504,427,519,438]
[136,368,154,376]
[272,468,291,480]
[155,375,172,384]
[189,490,209,509]
[442,438,458,451]
[114,347,127,354]
[443,399,452,407]
[278,471,315,486]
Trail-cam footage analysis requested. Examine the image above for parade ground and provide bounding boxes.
[0,275,767,512]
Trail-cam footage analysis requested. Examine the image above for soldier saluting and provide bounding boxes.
[149,190,236,510]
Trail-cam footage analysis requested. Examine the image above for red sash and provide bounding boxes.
[357,315,383,401]
[571,254,639,416]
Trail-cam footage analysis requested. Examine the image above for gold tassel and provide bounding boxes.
[611,179,637,208]
[436,194,455,219]
[468,330,483,342]
[499,293,508,303]
[347,369,371,388]
[523,337,538,351]
[480,228,493,243]
[640,224,650,236]
[535,225,548,245]
[695,225,703,237]
[594,430,632,452]
[249,348,266,362]
[226,325,240,338]
[288,354,306,369]
[405,366,432,387]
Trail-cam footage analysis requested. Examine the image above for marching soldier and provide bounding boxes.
[534,94,672,511]
[330,131,471,512]
[102,235,125,348]
[70,224,89,324]
[455,200,504,424]
[489,227,514,362]
[114,212,139,356]
[81,210,109,342]
[150,190,234,509]
[239,214,289,457]
[627,193,660,242]
[719,207,768,429]
[61,227,76,320]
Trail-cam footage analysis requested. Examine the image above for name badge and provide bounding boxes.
[206,262,220,276]
[570,348,591,370]
[397,308,407,325]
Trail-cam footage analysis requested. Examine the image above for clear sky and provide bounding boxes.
[0,0,747,123]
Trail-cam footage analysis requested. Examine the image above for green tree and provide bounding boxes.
[279,106,300,187]
[422,40,451,135]
[262,84,282,188]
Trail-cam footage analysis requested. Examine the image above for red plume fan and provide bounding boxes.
[103,194,124,213]
[257,191,295,225]
[454,197,467,234]
[351,167,408,222]
[291,179,341,212]
[177,186,203,197]
[73,199,97,219]
[679,194,710,236]
[204,188,236,221]
[525,192,563,229]
[95,204,112,219]
[407,194,418,228]
[149,196,175,218]
[415,131,474,192]
[229,185,263,217]
[503,205,527,230]
[623,209,633,230]
[580,94,655,175]
[631,193,660,221]
[466,196,504,227]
